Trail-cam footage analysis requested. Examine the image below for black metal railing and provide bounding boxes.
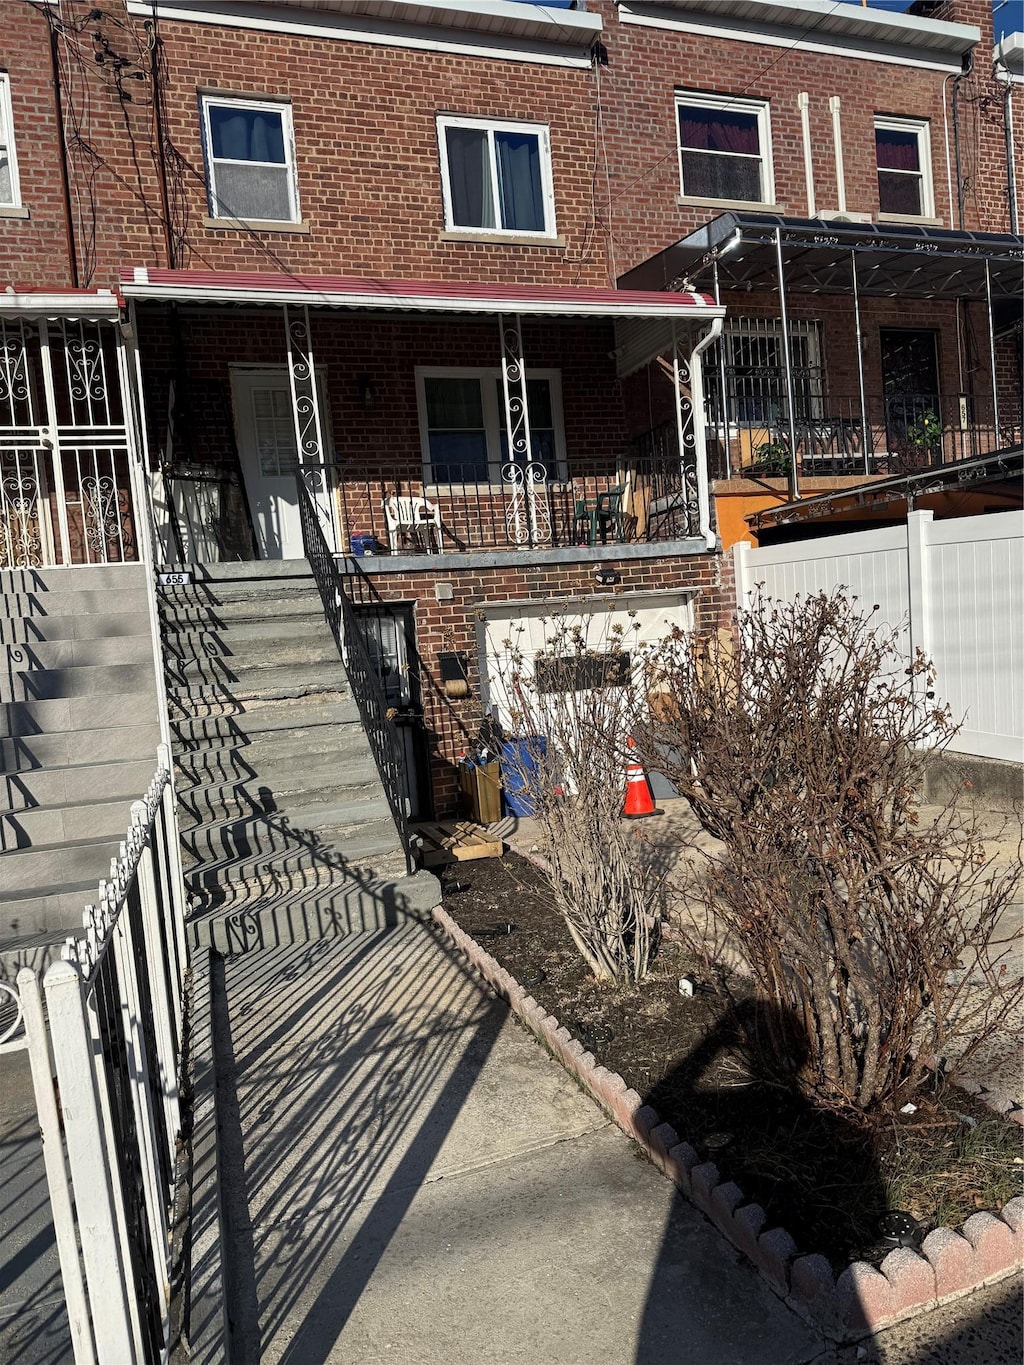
[707,390,1022,478]
[334,444,702,558]
[297,477,413,871]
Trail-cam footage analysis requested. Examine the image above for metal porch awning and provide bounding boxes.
[618,213,1024,300]
[120,267,723,321]
[0,289,123,320]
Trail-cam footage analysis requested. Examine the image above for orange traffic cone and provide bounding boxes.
[623,737,661,819]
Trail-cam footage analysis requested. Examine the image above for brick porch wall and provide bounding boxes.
[349,551,730,817]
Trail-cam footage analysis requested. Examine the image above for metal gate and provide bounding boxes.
[0,315,139,569]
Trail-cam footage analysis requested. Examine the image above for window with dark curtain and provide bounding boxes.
[206,103,293,221]
[425,376,489,483]
[445,127,495,229]
[678,103,763,202]
[495,131,544,232]
[876,125,924,215]
[209,107,286,163]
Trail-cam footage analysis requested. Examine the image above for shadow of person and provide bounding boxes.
[635,998,889,1364]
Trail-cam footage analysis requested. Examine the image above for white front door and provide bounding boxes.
[231,370,309,560]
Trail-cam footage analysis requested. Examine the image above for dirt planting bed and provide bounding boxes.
[438,852,1023,1274]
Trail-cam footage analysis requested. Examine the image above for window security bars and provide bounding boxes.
[296,476,414,872]
[2,749,188,1364]
[0,316,139,569]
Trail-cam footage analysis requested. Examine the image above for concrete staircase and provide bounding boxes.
[158,561,437,952]
[1,565,161,979]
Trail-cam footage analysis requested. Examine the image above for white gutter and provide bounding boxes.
[684,316,725,552]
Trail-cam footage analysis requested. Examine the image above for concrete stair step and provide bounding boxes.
[185,869,438,953]
[3,756,155,811]
[1,794,136,851]
[158,593,321,630]
[1,693,158,739]
[160,616,324,652]
[0,586,150,621]
[0,611,152,645]
[2,661,156,705]
[172,725,370,781]
[175,766,384,828]
[1,634,153,671]
[166,662,348,709]
[0,928,75,985]
[1,564,151,595]
[1,881,107,945]
[1,722,162,774]
[164,640,340,680]
[180,803,399,866]
[170,695,358,747]
[1,836,122,896]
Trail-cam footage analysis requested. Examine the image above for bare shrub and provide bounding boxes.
[494,612,657,984]
[633,589,1022,1117]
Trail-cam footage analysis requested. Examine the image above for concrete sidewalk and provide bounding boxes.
[201,919,828,1365]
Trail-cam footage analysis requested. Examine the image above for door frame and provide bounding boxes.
[228,363,341,559]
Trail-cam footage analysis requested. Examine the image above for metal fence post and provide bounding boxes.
[17,969,97,1365]
[43,960,138,1364]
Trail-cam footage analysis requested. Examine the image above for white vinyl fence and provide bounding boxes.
[0,747,188,1364]
[734,510,1024,762]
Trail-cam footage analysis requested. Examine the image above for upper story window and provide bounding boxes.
[437,116,556,237]
[201,95,299,223]
[875,117,933,218]
[416,367,566,485]
[0,74,22,208]
[676,92,774,206]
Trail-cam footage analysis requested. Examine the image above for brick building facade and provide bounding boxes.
[2,0,1021,815]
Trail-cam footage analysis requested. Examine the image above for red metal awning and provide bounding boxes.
[119,268,721,320]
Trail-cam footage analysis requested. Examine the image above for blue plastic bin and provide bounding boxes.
[350,533,379,557]
[500,737,547,817]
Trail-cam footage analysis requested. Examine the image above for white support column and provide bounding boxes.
[284,303,338,552]
[906,509,934,715]
[498,314,550,548]
[43,961,138,1364]
[37,319,73,565]
[18,969,97,1365]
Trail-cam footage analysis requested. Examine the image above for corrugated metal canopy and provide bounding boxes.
[619,214,1024,300]
[0,290,122,320]
[120,268,724,322]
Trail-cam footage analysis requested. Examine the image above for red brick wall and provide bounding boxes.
[351,552,731,816]
[2,0,611,291]
[588,0,967,273]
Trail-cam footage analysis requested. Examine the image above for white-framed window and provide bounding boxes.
[874,116,934,218]
[200,95,299,223]
[415,367,567,485]
[437,116,556,237]
[676,91,774,206]
[0,74,22,208]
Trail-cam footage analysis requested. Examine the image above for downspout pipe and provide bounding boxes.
[687,316,725,551]
[1004,81,1019,235]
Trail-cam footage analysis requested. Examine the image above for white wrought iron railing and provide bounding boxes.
[0,315,141,570]
[0,747,188,1364]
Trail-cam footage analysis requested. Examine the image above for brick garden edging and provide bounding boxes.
[431,903,1024,1343]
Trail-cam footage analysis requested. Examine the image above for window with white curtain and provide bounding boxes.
[0,74,22,208]
[676,91,774,206]
[201,95,299,223]
[416,367,566,484]
[437,116,556,236]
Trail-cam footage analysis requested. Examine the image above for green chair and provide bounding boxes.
[573,485,626,546]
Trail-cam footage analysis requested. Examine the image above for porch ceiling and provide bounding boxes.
[619,214,1024,301]
[120,268,723,322]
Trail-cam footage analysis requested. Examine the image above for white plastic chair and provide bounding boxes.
[382,495,442,554]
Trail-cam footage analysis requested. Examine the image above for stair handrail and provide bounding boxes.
[295,478,414,873]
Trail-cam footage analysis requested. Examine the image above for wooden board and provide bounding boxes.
[413,820,504,867]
